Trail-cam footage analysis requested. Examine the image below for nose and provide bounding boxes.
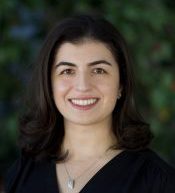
[75,72,92,92]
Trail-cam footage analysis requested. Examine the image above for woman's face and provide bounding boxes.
[51,40,121,127]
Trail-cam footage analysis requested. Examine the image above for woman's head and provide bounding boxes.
[51,40,121,128]
[19,14,153,160]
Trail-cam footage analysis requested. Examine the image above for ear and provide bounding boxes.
[117,86,123,99]
[118,85,123,94]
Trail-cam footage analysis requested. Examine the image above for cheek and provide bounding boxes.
[101,85,118,98]
[52,79,72,96]
[96,77,119,93]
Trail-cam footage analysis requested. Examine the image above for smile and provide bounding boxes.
[68,98,99,110]
[70,98,98,105]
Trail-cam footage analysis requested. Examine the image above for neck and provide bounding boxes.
[62,118,117,161]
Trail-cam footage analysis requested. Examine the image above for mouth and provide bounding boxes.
[68,98,100,110]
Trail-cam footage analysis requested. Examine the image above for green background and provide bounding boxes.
[1,0,175,189]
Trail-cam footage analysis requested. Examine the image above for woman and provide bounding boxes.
[5,14,175,193]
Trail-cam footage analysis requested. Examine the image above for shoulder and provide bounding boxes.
[129,148,175,193]
[4,153,53,193]
[5,153,29,192]
[138,148,175,176]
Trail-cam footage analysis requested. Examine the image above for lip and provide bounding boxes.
[68,98,99,111]
[69,96,99,100]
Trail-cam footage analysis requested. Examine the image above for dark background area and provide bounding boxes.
[1,0,175,191]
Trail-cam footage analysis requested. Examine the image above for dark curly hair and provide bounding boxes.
[19,13,153,161]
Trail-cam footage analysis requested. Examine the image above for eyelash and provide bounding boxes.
[93,68,107,74]
[60,69,74,75]
[59,68,107,75]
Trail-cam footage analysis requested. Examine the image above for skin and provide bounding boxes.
[51,39,122,162]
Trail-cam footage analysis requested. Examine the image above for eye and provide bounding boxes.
[93,68,107,74]
[59,69,75,75]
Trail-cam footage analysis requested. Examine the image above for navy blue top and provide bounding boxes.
[5,149,175,193]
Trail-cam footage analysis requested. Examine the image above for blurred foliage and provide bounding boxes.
[0,0,175,176]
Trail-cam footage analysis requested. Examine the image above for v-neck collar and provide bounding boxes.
[80,150,128,193]
[51,150,128,193]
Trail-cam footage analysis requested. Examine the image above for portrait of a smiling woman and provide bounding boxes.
[5,14,175,193]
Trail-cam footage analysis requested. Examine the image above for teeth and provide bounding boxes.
[70,99,98,106]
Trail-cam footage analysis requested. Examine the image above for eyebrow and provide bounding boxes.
[55,60,112,68]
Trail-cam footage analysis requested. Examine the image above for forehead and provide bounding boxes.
[54,40,117,65]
